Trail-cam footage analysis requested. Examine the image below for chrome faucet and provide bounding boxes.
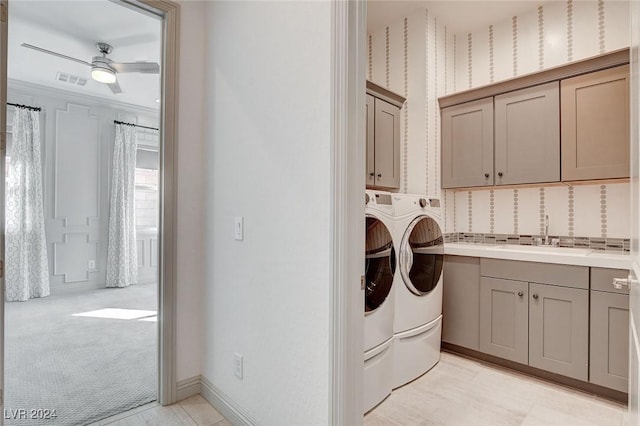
[543,215,550,245]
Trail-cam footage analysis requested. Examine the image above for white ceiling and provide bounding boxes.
[8,1,161,110]
[368,0,555,34]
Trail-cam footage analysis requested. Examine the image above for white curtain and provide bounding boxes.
[106,124,138,288]
[5,108,50,302]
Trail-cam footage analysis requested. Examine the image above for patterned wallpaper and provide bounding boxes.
[368,0,631,239]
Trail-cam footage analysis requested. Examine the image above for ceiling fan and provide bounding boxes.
[21,42,160,94]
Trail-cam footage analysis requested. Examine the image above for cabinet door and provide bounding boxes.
[366,94,376,186]
[590,291,629,393]
[442,256,480,350]
[373,99,400,188]
[441,98,494,188]
[479,277,528,364]
[529,283,588,380]
[494,82,559,185]
[561,64,629,181]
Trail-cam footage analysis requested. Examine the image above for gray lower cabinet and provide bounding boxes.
[442,256,480,350]
[479,259,589,381]
[590,267,630,393]
[447,257,627,392]
[528,283,589,381]
[479,277,529,364]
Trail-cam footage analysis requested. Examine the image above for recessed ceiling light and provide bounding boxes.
[155,99,160,103]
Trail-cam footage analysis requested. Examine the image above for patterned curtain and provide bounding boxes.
[5,108,50,302]
[106,124,138,288]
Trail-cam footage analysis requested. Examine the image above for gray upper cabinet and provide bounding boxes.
[442,98,494,188]
[528,283,589,381]
[479,277,529,364]
[442,256,480,350]
[366,81,404,189]
[374,99,401,188]
[590,267,629,393]
[366,94,376,187]
[494,82,560,185]
[561,64,630,181]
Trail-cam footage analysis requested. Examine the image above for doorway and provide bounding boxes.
[0,0,177,424]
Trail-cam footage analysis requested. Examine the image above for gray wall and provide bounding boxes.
[7,79,159,292]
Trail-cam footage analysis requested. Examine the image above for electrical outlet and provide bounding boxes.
[234,353,243,380]
[88,260,96,270]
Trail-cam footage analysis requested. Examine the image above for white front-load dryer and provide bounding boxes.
[391,193,444,389]
[363,190,396,412]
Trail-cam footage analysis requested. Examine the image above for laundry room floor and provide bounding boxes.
[365,351,627,426]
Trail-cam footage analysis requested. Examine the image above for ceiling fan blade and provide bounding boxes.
[21,43,92,67]
[110,62,160,74]
[108,79,122,94]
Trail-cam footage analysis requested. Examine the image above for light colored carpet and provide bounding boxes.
[5,283,157,426]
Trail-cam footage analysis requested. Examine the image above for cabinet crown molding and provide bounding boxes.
[438,48,629,109]
[366,80,406,108]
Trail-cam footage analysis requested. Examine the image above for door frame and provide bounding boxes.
[0,0,7,415]
[123,0,180,406]
[0,0,180,413]
[330,0,366,423]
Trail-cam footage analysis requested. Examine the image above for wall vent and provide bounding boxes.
[56,72,87,87]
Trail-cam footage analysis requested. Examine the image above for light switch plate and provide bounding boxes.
[234,217,244,241]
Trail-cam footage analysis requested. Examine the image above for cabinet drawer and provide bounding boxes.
[480,258,588,289]
[591,267,629,294]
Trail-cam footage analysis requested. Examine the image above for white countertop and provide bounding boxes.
[445,243,631,270]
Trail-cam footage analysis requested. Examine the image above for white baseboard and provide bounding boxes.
[176,375,201,401]
[177,375,255,425]
[200,375,256,425]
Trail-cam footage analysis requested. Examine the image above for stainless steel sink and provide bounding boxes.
[488,244,592,256]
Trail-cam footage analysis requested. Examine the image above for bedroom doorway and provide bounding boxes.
[0,0,179,424]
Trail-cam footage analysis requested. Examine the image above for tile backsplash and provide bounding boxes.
[445,232,629,254]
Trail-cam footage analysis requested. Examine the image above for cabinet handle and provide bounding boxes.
[498,172,503,177]
[484,173,490,178]
[532,294,539,300]
[369,172,375,177]
[517,291,523,297]
[377,173,382,178]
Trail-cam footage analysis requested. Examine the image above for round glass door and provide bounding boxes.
[365,216,396,313]
[400,215,443,296]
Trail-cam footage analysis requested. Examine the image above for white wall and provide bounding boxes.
[201,1,332,424]
[175,0,205,384]
[368,0,631,240]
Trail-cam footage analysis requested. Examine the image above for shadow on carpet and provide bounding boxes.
[4,283,157,426]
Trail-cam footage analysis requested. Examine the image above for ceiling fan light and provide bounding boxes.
[91,66,116,84]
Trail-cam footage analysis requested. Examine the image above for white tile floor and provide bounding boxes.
[95,396,230,426]
[365,351,628,426]
[97,351,628,425]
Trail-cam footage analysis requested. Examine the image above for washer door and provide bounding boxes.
[365,216,396,313]
[400,215,443,296]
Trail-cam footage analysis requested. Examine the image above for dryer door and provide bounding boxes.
[365,215,396,313]
[400,215,444,296]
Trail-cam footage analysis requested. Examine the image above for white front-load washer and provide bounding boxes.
[391,193,444,389]
[363,190,397,412]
